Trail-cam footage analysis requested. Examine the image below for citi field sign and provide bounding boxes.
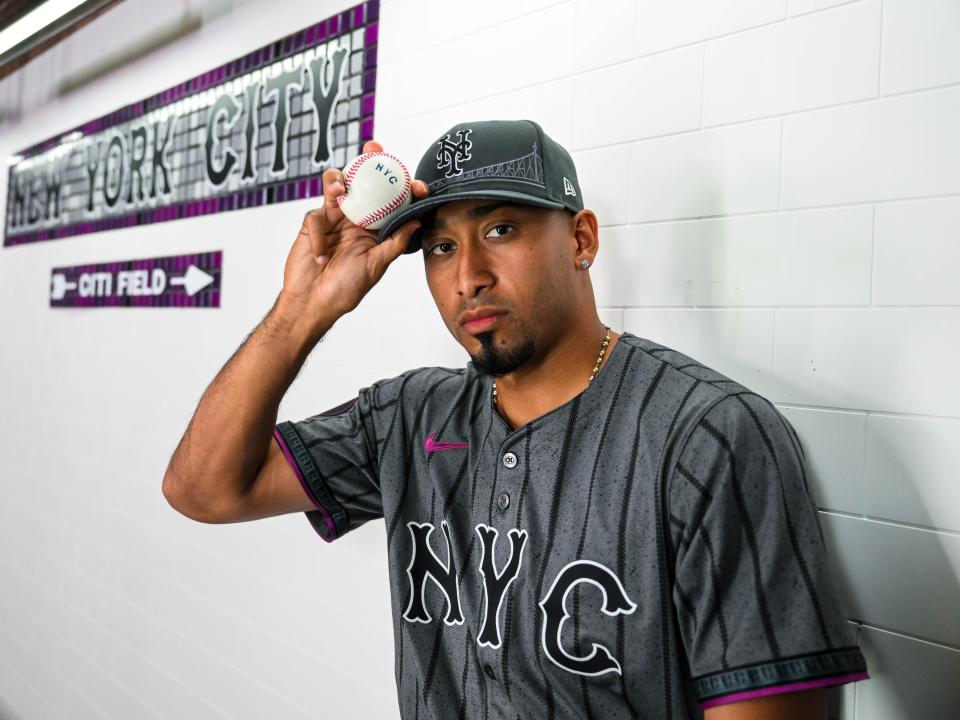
[3,0,379,247]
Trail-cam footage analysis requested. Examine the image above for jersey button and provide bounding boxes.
[497,492,510,510]
[483,664,497,681]
[502,452,518,468]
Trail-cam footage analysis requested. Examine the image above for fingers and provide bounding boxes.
[363,140,384,154]
[322,166,345,214]
[411,179,430,199]
[300,210,329,264]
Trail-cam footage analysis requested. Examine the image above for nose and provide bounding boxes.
[455,241,494,298]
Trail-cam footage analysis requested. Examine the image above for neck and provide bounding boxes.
[492,316,620,430]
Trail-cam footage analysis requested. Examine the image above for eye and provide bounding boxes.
[486,224,513,238]
[426,241,455,257]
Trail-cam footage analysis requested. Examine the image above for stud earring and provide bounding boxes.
[579,259,591,270]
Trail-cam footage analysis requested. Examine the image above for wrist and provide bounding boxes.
[272,290,341,349]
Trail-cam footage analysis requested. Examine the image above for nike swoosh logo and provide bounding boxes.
[424,432,469,452]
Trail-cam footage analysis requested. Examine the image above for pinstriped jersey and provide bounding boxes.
[274,332,868,719]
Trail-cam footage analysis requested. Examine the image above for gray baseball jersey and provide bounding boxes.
[273,332,868,719]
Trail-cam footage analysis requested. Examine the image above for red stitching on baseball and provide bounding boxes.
[343,157,363,186]
[340,152,412,230]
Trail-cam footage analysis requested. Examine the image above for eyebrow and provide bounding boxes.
[427,201,524,232]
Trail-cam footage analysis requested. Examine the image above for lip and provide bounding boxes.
[459,307,508,333]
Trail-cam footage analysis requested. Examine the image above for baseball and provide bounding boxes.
[336,151,413,231]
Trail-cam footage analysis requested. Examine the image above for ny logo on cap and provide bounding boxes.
[436,129,473,178]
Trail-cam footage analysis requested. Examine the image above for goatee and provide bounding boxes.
[470,331,535,377]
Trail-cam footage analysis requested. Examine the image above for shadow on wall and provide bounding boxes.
[697,209,958,719]
[608,181,960,718]
[0,696,23,720]
[816,440,960,720]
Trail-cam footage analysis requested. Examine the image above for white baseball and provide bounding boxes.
[336,151,413,230]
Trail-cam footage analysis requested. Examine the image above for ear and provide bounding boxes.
[570,209,600,269]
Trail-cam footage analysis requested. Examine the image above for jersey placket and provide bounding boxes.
[470,401,530,718]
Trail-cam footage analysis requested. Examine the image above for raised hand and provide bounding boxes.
[280,140,429,325]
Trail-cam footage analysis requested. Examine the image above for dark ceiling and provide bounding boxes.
[0,1,45,33]
[0,0,125,82]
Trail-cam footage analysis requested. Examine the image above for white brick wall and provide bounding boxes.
[1,0,958,718]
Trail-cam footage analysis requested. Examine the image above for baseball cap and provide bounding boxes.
[377,119,584,254]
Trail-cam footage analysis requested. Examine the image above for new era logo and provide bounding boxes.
[424,432,469,452]
[563,177,577,197]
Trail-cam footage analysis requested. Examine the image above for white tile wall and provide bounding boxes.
[857,626,960,720]
[782,86,960,208]
[376,2,575,123]
[881,0,960,96]
[593,206,872,307]
[378,0,521,61]
[573,144,633,226]
[778,406,866,514]
[572,0,637,71]
[572,45,702,149]
[634,0,787,57]
[703,0,880,126]
[627,118,782,222]
[789,0,861,18]
[874,197,960,306]
[2,0,958,717]
[773,309,960,417]
[821,513,960,646]
[864,414,960,532]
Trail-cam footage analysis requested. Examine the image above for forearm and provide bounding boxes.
[162,290,336,520]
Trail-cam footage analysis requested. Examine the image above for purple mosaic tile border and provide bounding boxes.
[50,250,222,308]
[11,180,323,246]
[5,0,378,248]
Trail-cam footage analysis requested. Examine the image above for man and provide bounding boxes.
[163,120,868,719]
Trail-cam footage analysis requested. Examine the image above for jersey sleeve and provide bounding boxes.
[274,383,388,543]
[666,393,869,710]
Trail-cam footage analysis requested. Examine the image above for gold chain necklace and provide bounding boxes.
[492,325,611,406]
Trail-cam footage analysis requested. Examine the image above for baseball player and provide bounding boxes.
[163,120,869,719]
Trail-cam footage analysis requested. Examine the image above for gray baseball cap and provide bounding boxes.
[378,119,584,253]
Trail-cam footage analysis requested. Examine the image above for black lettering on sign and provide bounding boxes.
[241,81,262,183]
[127,125,148,203]
[206,94,242,187]
[150,116,175,199]
[103,132,126,208]
[263,66,308,176]
[86,140,102,212]
[308,47,348,167]
[10,175,27,228]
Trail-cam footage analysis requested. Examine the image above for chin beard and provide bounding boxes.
[470,330,536,377]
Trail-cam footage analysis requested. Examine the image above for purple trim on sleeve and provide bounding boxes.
[700,671,869,709]
[272,428,337,542]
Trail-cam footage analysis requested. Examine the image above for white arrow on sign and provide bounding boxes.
[169,265,215,296]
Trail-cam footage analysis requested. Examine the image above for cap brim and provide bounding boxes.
[377,190,566,254]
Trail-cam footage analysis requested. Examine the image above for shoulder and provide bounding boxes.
[615,333,798,468]
[617,332,754,400]
[361,364,474,409]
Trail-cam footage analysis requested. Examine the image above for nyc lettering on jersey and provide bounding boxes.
[402,519,637,678]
